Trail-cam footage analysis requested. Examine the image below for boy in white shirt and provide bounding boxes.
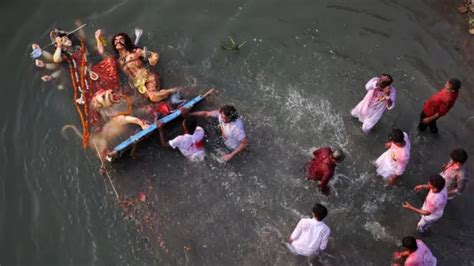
[158,116,205,162]
[191,105,248,162]
[402,174,448,233]
[286,203,331,260]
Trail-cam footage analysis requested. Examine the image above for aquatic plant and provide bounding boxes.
[468,15,474,34]
[468,15,474,27]
[221,36,247,53]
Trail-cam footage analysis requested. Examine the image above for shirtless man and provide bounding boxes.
[97,31,176,102]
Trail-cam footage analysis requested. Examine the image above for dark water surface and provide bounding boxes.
[1,0,473,265]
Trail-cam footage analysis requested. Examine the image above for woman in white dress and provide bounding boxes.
[375,129,410,185]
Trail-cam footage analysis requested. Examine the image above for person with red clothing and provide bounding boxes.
[306,147,345,195]
[417,78,461,133]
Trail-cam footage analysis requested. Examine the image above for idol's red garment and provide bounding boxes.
[422,88,458,117]
[306,147,336,190]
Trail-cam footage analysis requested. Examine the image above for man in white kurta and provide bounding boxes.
[351,74,396,133]
[375,129,410,185]
[191,105,248,162]
[286,203,330,259]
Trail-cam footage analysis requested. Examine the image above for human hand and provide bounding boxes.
[402,202,412,209]
[321,186,330,196]
[55,36,63,47]
[392,251,402,260]
[41,75,52,82]
[35,59,45,68]
[141,121,150,130]
[222,153,234,162]
[422,117,431,125]
[384,142,392,149]
[32,43,41,50]
[179,107,189,117]
[414,185,424,192]
[95,29,102,39]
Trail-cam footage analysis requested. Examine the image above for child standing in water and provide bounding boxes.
[403,174,448,233]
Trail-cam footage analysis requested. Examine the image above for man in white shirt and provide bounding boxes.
[402,174,448,233]
[191,105,248,162]
[351,73,396,134]
[286,203,331,260]
[392,236,437,266]
[158,116,205,161]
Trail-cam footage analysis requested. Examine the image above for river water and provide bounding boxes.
[1,0,473,265]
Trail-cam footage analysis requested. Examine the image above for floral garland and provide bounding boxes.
[66,41,90,149]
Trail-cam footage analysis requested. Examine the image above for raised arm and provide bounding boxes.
[53,37,64,63]
[95,29,106,56]
[138,48,160,66]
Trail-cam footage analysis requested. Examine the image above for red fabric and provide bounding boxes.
[306,147,336,186]
[90,56,120,96]
[155,102,171,116]
[88,57,120,126]
[422,88,458,117]
[194,140,204,149]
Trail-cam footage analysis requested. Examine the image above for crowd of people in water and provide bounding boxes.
[292,76,468,265]
[31,23,469,265]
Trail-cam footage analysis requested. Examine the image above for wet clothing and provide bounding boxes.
[422,88,458,117]
[306,147,336,191]
[418,112,438,133]
[375,132,411,180]
[441,161,470,198]
[418,88,458,133]
[169,126,205,161]
[210,111,246,150]
[417,187,448,233]
[405,240,437,266]
[351,77,396,133]
[288,218,330,257]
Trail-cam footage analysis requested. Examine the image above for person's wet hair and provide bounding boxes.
[312,203,328,221]
[429,174,446,191]
[184,116,198,134]
[388,129,404,143]
[111,33,137,54]
[450,148,468,164]
[332,149,345,163]
[220,105,239,122]
[448,78,462,91]
[402,236,418,252]
[380,73,393,87]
